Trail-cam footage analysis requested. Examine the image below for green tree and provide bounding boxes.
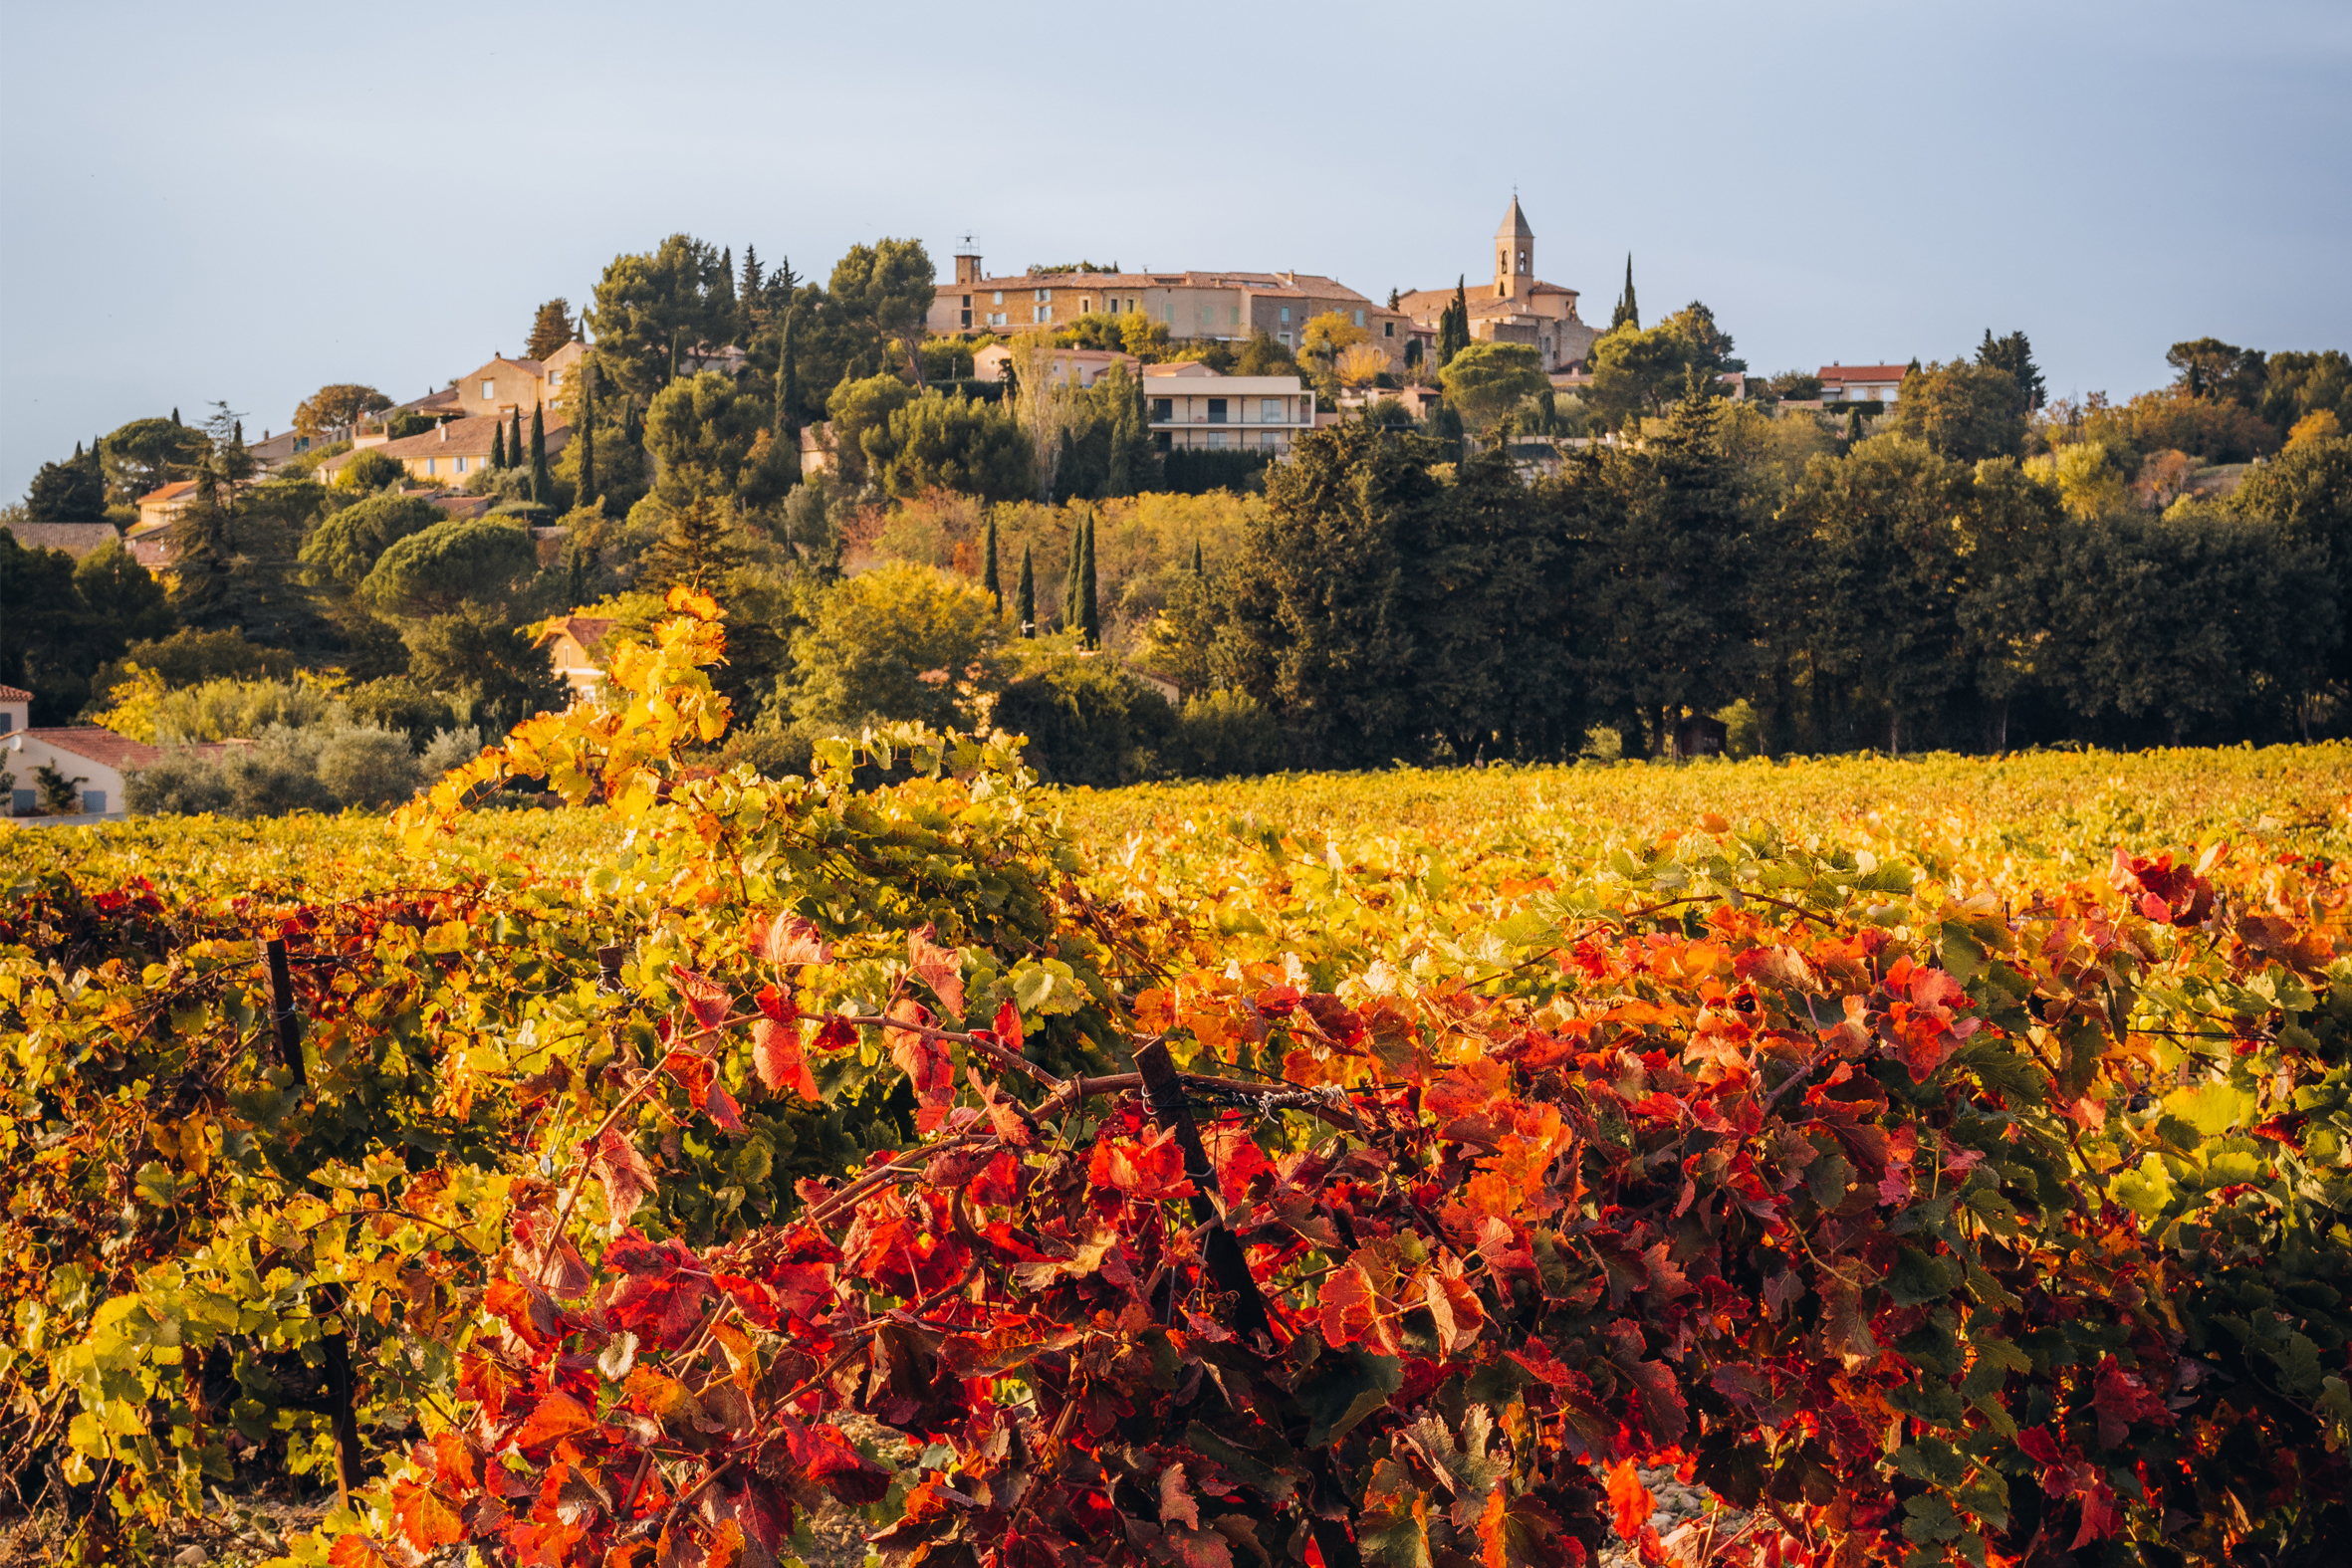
[0,532,107,722]
[526,299,577,361]
[1659,302,1743,373]
[642,496,749,591]
[643,372,766,504]
[785,560,1004,729]
[1610,254,1639,331]
[72,537,173,649]
[358,518,535,618]
[299,494,445,590]
[577,370,597,508]
[292,384,392,439]
[868,392,1035,503]
[2258,349,2352,435]
[2230,432,2352,689]
[25,444,107,520]
[1975,330,2045,411]
[101,417,208,503]
[1585,324,1693,427]
[1016,544,1037,634]
[529,404,553,502]
[586,234,728,404]
[165,405,322,646]
[1437,278,1471,368]
[336,448,404,493]
[1439,341,1548,434]
[776,315,802,434]
[1887,360,2028,461]
[824,373,916,487]
[2166,337,2268,407]
[1233,331,1297,377]
[828,239,938,389]
[491,422,508,469]
[993,646,1173,785]
[1079,510,1099,646]
[405,604,565,731]
[982,512,1001,605]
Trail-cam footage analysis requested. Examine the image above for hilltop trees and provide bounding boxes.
[587,234,732,404]
[827,238,937,388]
[1887,360,2028,460]
[526,299,576,360]
[24,442,107,520]
[1438,341,1547,433]
[292,384,392,439]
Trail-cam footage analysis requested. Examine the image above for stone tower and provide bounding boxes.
[1496,197,1534,301]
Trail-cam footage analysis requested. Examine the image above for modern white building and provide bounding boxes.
[1142,367,1316,454]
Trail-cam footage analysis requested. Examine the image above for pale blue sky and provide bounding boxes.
[3,0,2347,499]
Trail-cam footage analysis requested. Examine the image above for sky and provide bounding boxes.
[2,0,2348,500]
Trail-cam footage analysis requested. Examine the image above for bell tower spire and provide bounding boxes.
[1496,194,1534,300]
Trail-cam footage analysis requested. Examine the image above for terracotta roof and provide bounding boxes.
[1395,280,1579,318]
[538,615,617,660]
[950,270,1384,307]
[138,480,198,506]
[356,414,573,463]
[1817,364,1910,382]
[3,522,119,560]
[427,494,494,520]
[0,684,33,701]
[18,726,164,773]
[1498,197,1534,239]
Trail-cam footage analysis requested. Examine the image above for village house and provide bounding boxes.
[534,615,617,701]
[971,343,1140,388]
[1396,199,1600,376]
[1816,363,1909,403]
[1142,366,1316,455]
[2,695,159,818]
[367,342,591,442]
[246,427,323,474]
[927,254,1414,370]
[322,414,571,487]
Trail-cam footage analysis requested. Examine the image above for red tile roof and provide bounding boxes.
[0,684,33,701]
[19,727,164,773]
[1817,364,1911,382]
[538,615,617,661]
[138,480,198,506]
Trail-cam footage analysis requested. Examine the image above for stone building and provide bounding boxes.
[1395,199,1600,374]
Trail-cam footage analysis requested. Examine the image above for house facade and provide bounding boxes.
[971,344,1141,388]
[1396,199,1600,374]
[927,254,1413,368]
[534,615,617,701]
[3,722,160,817]
[370,341,590,438]
[323,414,571,487]
[1817,363,1909,403]
[1142,367,1316,454]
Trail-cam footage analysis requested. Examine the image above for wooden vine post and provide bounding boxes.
[1132,1041,1362,1568]
[260,937,362,1507]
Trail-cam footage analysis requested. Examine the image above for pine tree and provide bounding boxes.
[492,423,507,468]
[1611,256,1639,332]
[1079,512,1099,647]
[983,512,1001,606]
[1016,545,1037,636]
[529,404,552,504]
[579,368,597,510]
[645,496,746,590]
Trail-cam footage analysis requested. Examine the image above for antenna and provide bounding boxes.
[958,233,977,250]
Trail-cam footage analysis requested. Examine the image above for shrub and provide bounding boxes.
[1161,446,1273,495]
[336,447,406,492]
[343,675,458,749]
[124,752,235,815]
[1163,685,1287,777]
[418,724,486,779]
[992,647,1174,786]
[313,726,423,807]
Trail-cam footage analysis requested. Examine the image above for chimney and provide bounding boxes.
[438,423,448,442]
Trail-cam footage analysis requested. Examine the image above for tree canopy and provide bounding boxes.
[1438,341,1548,432]
[300,493,446,590]
[358,517,536,618]
[292,384,392,439]
[525,298,577,361]
[786,560,1004,730]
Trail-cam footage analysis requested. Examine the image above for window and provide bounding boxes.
[962,295,972,308]
[1230,305,1241,327]
[0,712,12,733]
[1151,398,1173,422]
[1384,322,1394,337]
[961,310,972,328]
[1262,398,1282,422]
[1154,431,1172,453]
[550,370,563,389]
[1207,431,1227,449]
[425,458,437,476]
[455,456,468,473]
[482,380,496,399]
[1207,398,1228,423]
[83,790,105,814]
[1280,307,1291,323]
[1164,304,1175,324]
[1035,289,1051,302]
[1279,331,1293,346]
[11,788,34,814]
[993,291,1004,305]
[1034,305,1051,324]
[1261,430,1279,447]
[1080,299,1091,314]
[1353,310,1364,327]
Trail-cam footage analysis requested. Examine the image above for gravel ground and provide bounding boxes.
[1598,1464,1752,1568]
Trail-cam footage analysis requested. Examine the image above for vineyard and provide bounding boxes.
[3,590,2349,1568]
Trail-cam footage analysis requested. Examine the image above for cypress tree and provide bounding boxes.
[1611,255,1639,332]
[777,318,800,432]
[1062,524,1083,633]
[1191,540,1204,576]
[1843,405,1863,446]
[530,403,552,503]
[1078,511,1098,647]
[579,369,597,510]
[492,423,507,468]
[171,408,181,425]
[232,420,244,446]
[1016,545,1037,636]
[509,408,525,471]
[982,512,1001,606]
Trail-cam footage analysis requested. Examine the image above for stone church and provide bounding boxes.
[1397,199,1601,375]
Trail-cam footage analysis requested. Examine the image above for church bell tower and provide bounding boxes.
[1496,196,1534,301]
